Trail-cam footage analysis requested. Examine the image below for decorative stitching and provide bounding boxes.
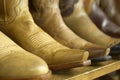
[0,0,21,24]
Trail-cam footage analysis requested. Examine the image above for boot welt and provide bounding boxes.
[0,70,51,80]
[49,60,91,70]
[49,56,112,71]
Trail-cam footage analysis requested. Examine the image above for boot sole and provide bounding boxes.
[49,60,91,70]
[0,70,51,80]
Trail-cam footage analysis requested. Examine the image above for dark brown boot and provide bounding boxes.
[87,1,120,38]
[60,0,120,47]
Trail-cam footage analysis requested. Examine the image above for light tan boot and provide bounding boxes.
[0,0,90,70]
[0,31,51,80]
[60,0,120,47]
[29,0,110,58]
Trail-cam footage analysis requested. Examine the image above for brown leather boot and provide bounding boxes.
[29,0,110,58]
[100,0,120,27]
[115,0,120,11]
[85,0,120,38]
[0,0,90,70]
[81,0,120,56]
[60,0,120,47]
[0,31,51,80]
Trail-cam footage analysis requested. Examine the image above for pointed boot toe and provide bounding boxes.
[88,1,120,38]
[0,32,51,80]
[0,51,51,80]
[60,0,120,47]
[30,0,111,59]
[54,49,89,64]
[0,0,90,70]
[49,49,90,70]
[88,48,110,58]
[83,43,110,58]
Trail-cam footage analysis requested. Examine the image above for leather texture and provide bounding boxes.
[0,0,89,66]
[61,0,120,47]
[30,0,110,58]
[0,31,49,79]
[100,0,120,27]
[89,1,120,38]
[85,0,120,56]
[83,0,94,14]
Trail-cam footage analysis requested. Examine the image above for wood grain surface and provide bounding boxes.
[52,56,120,80]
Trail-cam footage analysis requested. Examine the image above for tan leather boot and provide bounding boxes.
[84,0,120,38]
[29,0,110,58]
[84,0,120,56]
[0,0,90,70]
[60,0,120,47]
[0,31,51,80]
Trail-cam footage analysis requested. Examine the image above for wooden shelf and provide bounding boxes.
[52,56,120,80]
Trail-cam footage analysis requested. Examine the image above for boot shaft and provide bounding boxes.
[30,0,59,19]
[59,0,86,17]
[59,0,78,17]
[31,0,59,9]
[61,0,120,47]
[100,0,117,17]
[32,0,59,8]
[0,0,28,24]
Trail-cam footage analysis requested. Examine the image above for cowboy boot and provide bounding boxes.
[0,31,51,80]
[86,1,120,38]
[100,0,120,27]
[29,0,110,58]
[0,0,90,70]
[84,0,120,56]
[60,0,120,47]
